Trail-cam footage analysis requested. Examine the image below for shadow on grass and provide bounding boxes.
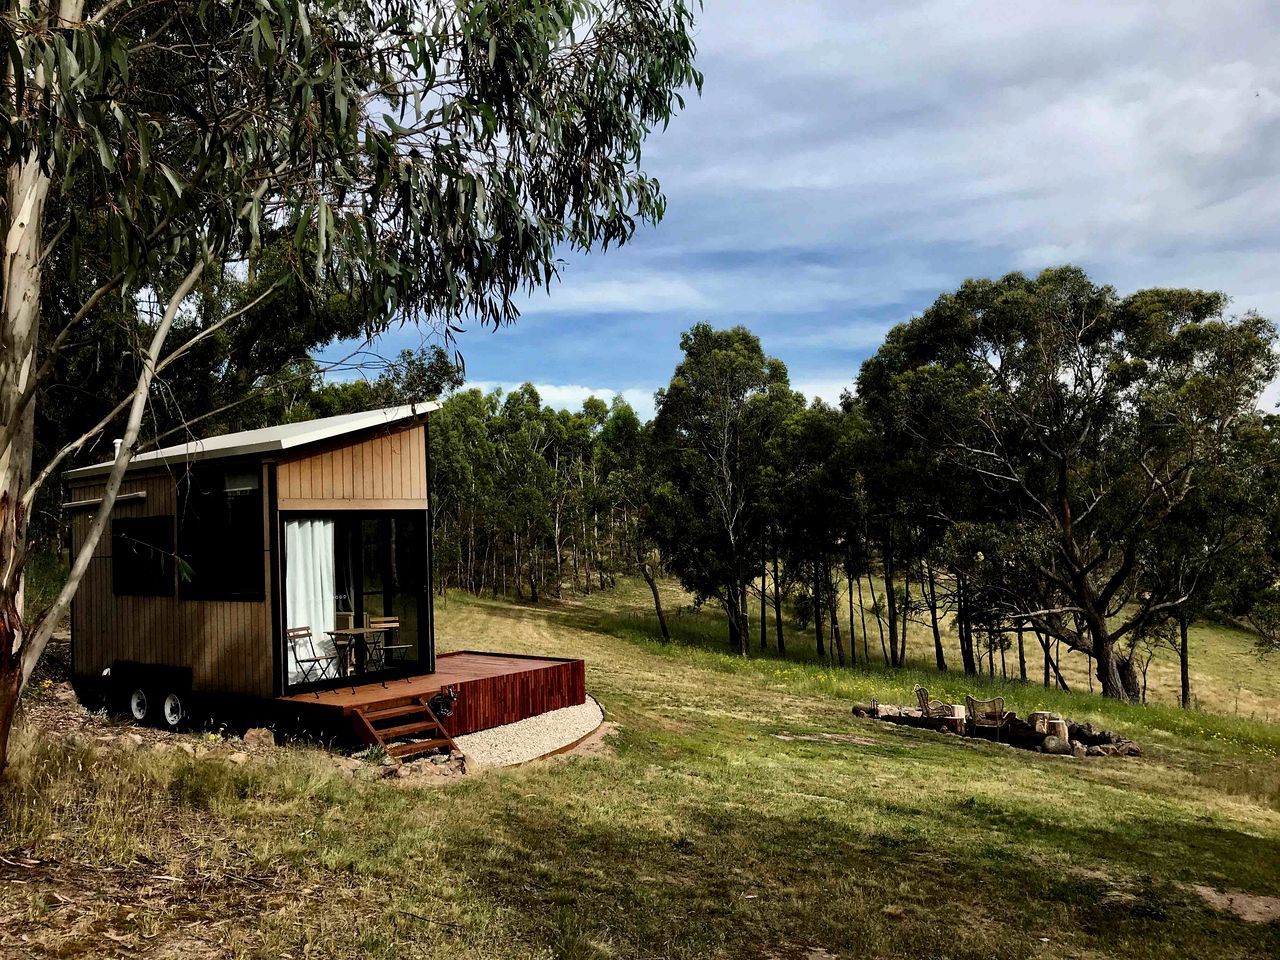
[434,780,1280,960]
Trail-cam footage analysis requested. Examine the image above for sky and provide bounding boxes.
[325,1,1280,421]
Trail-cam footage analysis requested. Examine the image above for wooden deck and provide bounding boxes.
[278,651,586,738]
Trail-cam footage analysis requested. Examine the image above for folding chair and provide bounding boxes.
[366,615,409,669]
[287,626,337,690]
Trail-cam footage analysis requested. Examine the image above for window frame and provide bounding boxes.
[177,463,266,603]
[111,515,176,597]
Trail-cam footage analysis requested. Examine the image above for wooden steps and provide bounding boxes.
[354,696,457,763]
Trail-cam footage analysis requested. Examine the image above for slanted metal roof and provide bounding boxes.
[64,402,440,480]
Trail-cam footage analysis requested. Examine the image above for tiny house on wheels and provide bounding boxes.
[64,405,585,760]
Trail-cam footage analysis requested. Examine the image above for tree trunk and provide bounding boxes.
[0,151,55,774]
[513,533,524,600]
[1179,609,1191,709]
[883,531,899,668]
[726,592,747,656]
[856,574,870,662]
[1117,656,1141,701]
[1017,624,1026,682]
[957,577,977,675]
[1082,608,1135,701]
[897,569,910,668]
[828,566,845,667]
[552,472,563,598]
[867,573,888,665]
[925,561,946,672]
[1038,633,1070,691]
[760,531,768,652]
[846,571,857,666]
[772,532,784,654]
[813,563,826,660]
[641,561,670,642]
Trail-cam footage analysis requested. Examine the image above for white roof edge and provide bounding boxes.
[64,401,440,481]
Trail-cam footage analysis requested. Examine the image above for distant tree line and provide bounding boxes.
[426,385,646,602]
[644,267,1280,705]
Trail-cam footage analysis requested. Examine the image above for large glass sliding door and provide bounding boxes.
[283,510,429,689]
[357,516,426,665]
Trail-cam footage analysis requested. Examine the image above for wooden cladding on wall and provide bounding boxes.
[442,657,586,737]
[69,469,274,699]
[276,423,427,511]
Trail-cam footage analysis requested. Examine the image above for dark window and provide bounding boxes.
[112,516,175,596]
[178,466,265,601]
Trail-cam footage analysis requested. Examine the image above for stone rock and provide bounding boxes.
[243,727,276,749]
[1042,735,1073,755]
[430,753,449,764]
[1071,741,1087,760]
[1086,745,1105,757]
[227,751,249,765]
[1120,742,1142,757]
[335,756,362,773]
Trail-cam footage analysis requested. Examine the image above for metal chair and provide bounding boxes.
[914,684,954,719]
[287,626,337,689]
[964,695,1011,740]
[366,614,409,668]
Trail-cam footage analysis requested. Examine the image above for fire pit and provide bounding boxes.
[851,696,1141,758]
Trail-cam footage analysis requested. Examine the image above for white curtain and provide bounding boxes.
[285,518,337,684]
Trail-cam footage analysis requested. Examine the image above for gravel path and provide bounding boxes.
[455,694,604,768]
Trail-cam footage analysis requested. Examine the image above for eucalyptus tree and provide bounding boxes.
[650,324,798,654]
[860,268,1277,700]
[598,398,673,639]
[0,0,700,767]
[1139,411,1280,706]
[774,399,862,664]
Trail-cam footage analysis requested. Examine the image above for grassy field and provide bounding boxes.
[2,580,1279,958]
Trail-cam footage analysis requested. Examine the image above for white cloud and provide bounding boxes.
[768,322,896,351]
[463,377,857,423]
[793,377,856,407]
[467,380,660,421]
[517,275,709,315]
